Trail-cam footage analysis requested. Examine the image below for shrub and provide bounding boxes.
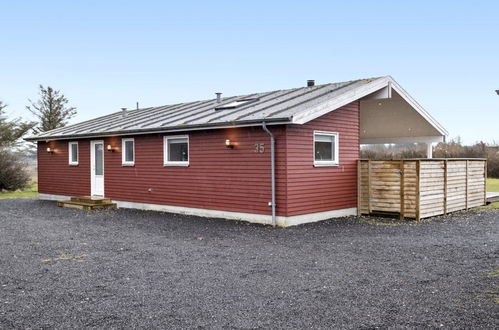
[361,139,499,178]
[0,149,30,191]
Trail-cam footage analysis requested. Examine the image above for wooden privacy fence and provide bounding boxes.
[358,159,487,220]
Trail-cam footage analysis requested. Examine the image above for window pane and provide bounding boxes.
[125,140,134,162]
[95,144,103,175]
[168,138,188,162]
[315,134,335,161]
[71,144,78,163]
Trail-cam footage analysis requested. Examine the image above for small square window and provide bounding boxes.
[314,131,339,166]
[122,138,135,166]
[68,142,78,165]
[164,135,189,166]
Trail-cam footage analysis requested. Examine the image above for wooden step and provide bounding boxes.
[70,196,112,205]
[57,200,117,211]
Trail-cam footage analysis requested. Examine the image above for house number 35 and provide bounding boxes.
[254,143,265,153]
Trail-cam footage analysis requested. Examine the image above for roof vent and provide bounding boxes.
[215,92,222,104]
[307,80,315,87]
[121,107,128,117]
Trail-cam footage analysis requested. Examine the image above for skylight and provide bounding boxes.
[215,98,259,110]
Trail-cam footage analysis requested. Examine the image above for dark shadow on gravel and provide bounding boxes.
[0,199,497,329]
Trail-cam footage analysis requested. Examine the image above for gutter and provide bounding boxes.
[24,117,292,142]
[261,121,276,227]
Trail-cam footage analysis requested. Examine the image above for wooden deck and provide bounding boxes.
[358,159,487,220]
[487,192,499,203]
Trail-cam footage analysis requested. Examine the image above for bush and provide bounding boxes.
[0,149,30,191]
[487,151,499,178]
[361,139,499,178]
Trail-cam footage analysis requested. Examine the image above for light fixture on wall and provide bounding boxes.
[46,147,54,153]
[225,139,234,149]
[107,145,115,152]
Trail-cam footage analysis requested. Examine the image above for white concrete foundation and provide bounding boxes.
[38,193,357,227]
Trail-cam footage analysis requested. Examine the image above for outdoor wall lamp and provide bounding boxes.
[225,139,234,149]
[107,145,115,152]
[46,147,54,153]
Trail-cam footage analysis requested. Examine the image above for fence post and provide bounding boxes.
[357,160,361,216]
[484,160,487,205]
[444,159,448,215]
[416,160,421,221]
[368,160,372,214]
[465,160,469,210]
[400,160,404,219]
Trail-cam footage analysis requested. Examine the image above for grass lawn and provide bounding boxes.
[0,183,38,199]
[487,178,499,192]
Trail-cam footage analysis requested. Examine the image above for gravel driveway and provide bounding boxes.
[0,199,497,329]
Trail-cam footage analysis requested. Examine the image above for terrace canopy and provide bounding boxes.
[359,82,447,158]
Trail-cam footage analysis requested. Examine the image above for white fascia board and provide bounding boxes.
[292,76,448,138]
[360,135,445,144]
[291,77,391,124]
[388,77,448,136]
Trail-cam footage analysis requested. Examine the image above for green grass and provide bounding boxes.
[487,178,499,192]
[0,183,38,199]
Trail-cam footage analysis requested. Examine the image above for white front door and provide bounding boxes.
[91,140,105,196]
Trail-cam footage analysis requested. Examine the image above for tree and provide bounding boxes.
[0,100,33,190]
[0,101,35,148]
[27,85,76,133]
[0,149,30,191]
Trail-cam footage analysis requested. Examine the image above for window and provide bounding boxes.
[215,98,259,110]
[313,131,339,166]
[122,138,135,166]
[164,135,189,166]
[68,142,78,165]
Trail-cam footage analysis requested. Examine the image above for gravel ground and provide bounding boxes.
[0,199,497,329]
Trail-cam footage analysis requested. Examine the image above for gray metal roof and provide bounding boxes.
[26,77,383,141]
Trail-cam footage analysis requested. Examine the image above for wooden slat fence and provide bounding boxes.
[358,159,487,220]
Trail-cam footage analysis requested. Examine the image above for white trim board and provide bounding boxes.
[360,135,445,145]
[292,76,448,137]
[37,193,356,227]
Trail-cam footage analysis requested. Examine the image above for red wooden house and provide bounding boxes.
[26,76,447,226]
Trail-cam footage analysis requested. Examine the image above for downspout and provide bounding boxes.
[262,122,276,227]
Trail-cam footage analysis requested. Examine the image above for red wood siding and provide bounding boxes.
[37,102,359,217]
[104,127,287,215]
[38,127,287,216]
[38,140,91,196]
[285,101,360,216]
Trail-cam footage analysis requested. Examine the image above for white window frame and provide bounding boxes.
[68,142,79,165]
[122,138,135,166]
[164,135,189,167]
[313,131,339,167]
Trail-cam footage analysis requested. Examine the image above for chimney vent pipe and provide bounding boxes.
[121,107,128,117]
[307,80,315,87]
[215,92,222,103]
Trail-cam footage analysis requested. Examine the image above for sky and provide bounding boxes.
[1,0,498,144]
